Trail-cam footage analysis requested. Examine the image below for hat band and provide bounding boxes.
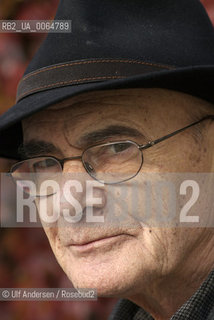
[16,58,174,102]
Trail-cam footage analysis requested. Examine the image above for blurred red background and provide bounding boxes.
[0,0,213,319]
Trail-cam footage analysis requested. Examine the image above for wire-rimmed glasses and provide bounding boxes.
[10,115,214,196]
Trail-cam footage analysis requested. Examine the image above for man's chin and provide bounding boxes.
[63,265,134,298]
[70,277,129,298]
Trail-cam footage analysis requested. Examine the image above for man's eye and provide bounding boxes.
[33,158,57,171]
[110,143,130,154]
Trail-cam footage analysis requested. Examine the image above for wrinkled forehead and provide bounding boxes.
[22,88,152,128]
[22,88,213,132]
[48,89,134,110]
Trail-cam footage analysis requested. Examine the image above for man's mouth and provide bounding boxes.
[68,234,132,253]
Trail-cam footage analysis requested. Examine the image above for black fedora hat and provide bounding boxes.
[0,0,214,159]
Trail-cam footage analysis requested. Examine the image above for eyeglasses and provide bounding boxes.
[10,115,214,196]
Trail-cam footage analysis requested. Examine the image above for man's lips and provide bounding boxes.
[67,234,132,253]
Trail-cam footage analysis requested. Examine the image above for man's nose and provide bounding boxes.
[62,159,91,209]
[63,158,85,174]
[59,159,107,222]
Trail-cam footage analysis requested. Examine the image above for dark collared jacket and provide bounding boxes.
[109,270,214,320]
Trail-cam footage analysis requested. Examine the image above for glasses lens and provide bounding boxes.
[11,157,62,196]
[82,141,143,183]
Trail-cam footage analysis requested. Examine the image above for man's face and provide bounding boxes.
[22,88,214,299]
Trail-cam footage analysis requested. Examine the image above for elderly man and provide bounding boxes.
[0,0,214,319]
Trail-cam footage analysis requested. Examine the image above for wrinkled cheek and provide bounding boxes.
[35,197,59,247]
[35,193,60,224]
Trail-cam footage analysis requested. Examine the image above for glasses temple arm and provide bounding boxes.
[139,115,214,150]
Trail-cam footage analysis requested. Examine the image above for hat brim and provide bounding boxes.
[0,65,214,159]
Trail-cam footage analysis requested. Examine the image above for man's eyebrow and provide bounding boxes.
[18,140,61,158]
[19,126,146,158]
[77,125,146,146]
